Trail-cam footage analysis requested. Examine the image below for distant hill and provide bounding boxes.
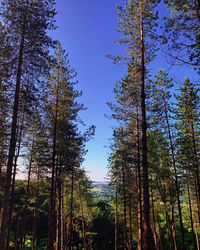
[90,181,114,202]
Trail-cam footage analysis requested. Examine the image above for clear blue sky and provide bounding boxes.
[51,0,199,181]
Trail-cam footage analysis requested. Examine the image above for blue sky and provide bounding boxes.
[51,0,199,181]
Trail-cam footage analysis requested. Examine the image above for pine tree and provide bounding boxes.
[0,1,56,247]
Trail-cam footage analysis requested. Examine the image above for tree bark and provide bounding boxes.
[136,102,142,250]
[139,4,152,249]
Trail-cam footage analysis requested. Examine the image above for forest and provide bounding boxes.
[0,0,200,249]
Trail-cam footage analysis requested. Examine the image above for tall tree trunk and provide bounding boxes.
[151,190,158,250]
[191,193,200,250]
[6,112,24,250]
[187,183,196,250]
[122,164,128,250]
[136,102,142,250]
[61,186,64,250]
[78,182,87,250]
[69,167,74,250]
[163,95,185,250]
[170,200,178,250]
[162,184,173,250]
[48,65,60,250]
[188,97,200,222]
[128,193,132,250]
[139,4,152,249]
[56,156,62,250]
[156,205,163,250]
[32,167,40,250]
[115,185,118,250]
[194,179,200,232]
[0,2,29,248]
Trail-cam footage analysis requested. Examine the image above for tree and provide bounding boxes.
[0,1,56,248]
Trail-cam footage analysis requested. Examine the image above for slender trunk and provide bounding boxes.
[139,5,152,249]
[163,95,185,250]
[69,167,74,250]
[48,65,60,250]
[187,183,196,250]
[151,190,158,250]
[6,112,24,250]
[115,185,118,250]
[56,156,62,250]
[128,193,132,250]
[32,167,40,250]
[188,97,200,222]
[136,103,142,250]
[162,184,172,250]
[194,179,200,232]
[78,182,87,250]
[156,205,163,250]
[191,193,200,250]
[61,186,64,250]
[19,144,34,249]
[170,199,178,250]
[0,2,29,248]
[122,164,128,249]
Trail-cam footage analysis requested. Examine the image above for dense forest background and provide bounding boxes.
[0,0,200,249]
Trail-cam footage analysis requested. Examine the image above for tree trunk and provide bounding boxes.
[139,4,152,249]
[122,164,128,250]
[0,2,29,248]
[78,181,87,250]
[191,195,200,250]
[115,185,118,250]
[56,156,62,250]
[151,190,158,250]
[187,183,196,250]
[48,65,60,250]
[32,167,40,250]
[128,193,132,250]
[188,96,200,224]
[6,112,24,250]
[156,205,163,250]
[170,200,178,250]
[163,94,185,250]
[136,102,142,250]
[69,167,74,250]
